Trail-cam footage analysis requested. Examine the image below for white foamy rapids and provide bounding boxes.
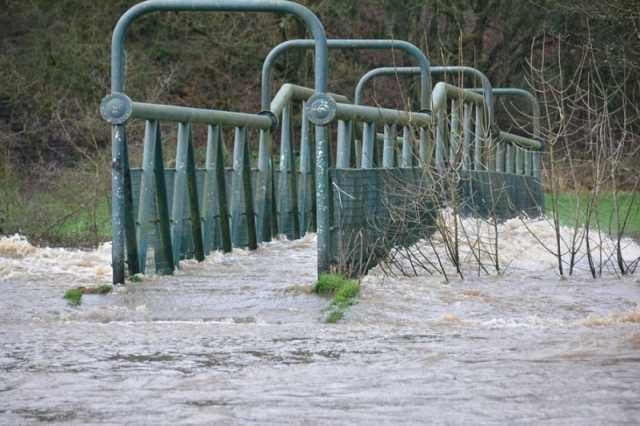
[0,234,112,284]
[375,210,640,278]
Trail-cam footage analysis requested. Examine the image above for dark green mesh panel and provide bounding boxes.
[328,167,543,276]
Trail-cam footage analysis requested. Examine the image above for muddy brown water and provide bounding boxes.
[1,217,640,425]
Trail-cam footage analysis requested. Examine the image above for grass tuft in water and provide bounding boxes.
[63,285,113,306]
[313,273,360,324]
[63,288,83,306]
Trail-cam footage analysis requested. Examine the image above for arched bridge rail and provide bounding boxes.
[101,0,545,285]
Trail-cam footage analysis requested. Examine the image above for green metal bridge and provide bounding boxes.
[100,0,544,285]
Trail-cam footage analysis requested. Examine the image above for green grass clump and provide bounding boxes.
[545,191,640,234]
[333,280,360,304]
[63,285,113,306]
[63,288,83,306]
[313,273,350,295]
[313,273,360,324]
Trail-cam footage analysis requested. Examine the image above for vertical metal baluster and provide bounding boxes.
[171,122,190,266]
[278,103,299,239]
[533,151,541,179]
[308,124,317,232]
[383,124,396,168]
[289,112,300,240]
[136,120,157,272]
[300,101,312,234]
[270,142,279,238]
[201,126,215,254]
[231,127,257,248]
[242,129,258,250]
[436,109,447,170]
[354,130,362,169]
[184,124,205,262]
[450,100,461,169]
[524,148,532,176]
[231,127,245,247]
[361,122,376,169]
[214,128,232,253]
[256,127,273,243]
[336,119,352,169]
[496,140,505,173]
[401,125,413,168]
[516,146,525,175]
[121,131,139,277]
[419,126,431,167]
[202,125,231,253]
[505,143,515,174]
[152,122,174,274]
[462,103,473,171]
[474,104,483,171]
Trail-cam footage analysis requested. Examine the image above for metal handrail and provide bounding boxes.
[432,82,543,150]
[270,84,349,117]
[104,0,334,284]
[261,39,432,112]
[130,101,273,129]
[111,0,329,94]
[355,65,495,129]
[468,88,541,139]
[334,102,431,127]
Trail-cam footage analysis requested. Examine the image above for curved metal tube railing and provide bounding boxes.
[354,65,495,128]
[261,39,432,112]
[351,65,543,177]
[431,82,543,174]
[102,1,544,285]
[469,87,542,178]
[103,0,332,284]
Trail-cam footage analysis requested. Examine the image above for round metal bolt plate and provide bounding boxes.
[100,93,133,124]
[305,94,337,126]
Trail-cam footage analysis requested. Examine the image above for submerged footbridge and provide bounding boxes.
[100,0,544,285]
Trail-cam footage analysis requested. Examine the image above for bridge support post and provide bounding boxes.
[315,125,331,274]
[111,125,127,285]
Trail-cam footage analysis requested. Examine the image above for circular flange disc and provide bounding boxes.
[305,93,337,126]
[100,93,133,125]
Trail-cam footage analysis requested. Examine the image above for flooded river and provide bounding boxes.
[1,218,640,425]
